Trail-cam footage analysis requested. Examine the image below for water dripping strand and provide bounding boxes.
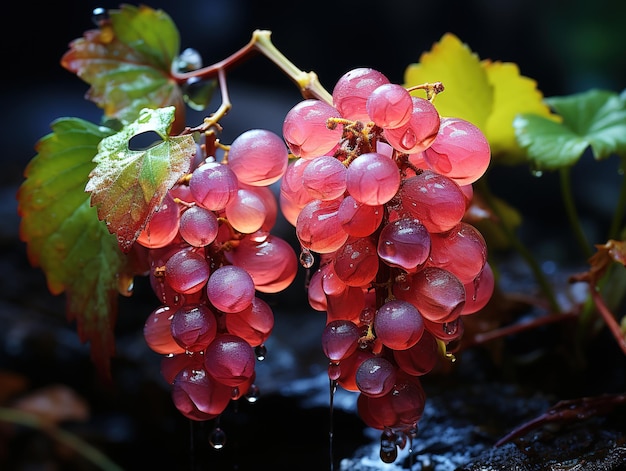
[329,378,337,471]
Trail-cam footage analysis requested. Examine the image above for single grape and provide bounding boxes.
[322,319,361,362]
[337,195,384,237]
[206,265,255,313]
[355,357,397,398]
[461,261,494,315]
[346,152,400,206]
[332,68,390,122]
[282,99,342,159]
[161,351,203,384]
[144,305,186,355]
[373,299,424,350]
[296,199,349,254]
[224,188,267,234]
[224,297,274,347]
[393,329,439,376]
[171,366,232,420]
[333,236,379,287]
[383,97,440,154]
[204,334,256,386]
[170,303,218,352]
[227,129,289,186]
[179,205,219,247]
[189,161,239,211]
[366,83,413,129]
[279,158,315,226]
[165,248,210,295]
[377,217,431,273]
[302,155,347,200]
[136,191,180,248]
[326,285,366,324]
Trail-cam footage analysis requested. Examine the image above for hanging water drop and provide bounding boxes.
[209,427,227,449]
[443,319,459,335]
[91,7,108,26]
[255,344,267,361]
[299,247,315,268]
[379,429,398,463]
[245,384,260,403]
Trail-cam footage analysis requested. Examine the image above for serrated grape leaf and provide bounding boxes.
[86,107,195,253]
[404,33,557,163]
[513,89,626,170]
[61,4,183,125]
[17,118,132,378]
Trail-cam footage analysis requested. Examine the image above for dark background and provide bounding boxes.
[1,1,625,470]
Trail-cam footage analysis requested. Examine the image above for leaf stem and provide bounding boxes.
[475,176,561,313]
[171,30,333,104]
[559,166,593,259]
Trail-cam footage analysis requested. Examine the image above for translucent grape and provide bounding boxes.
[279,158,314,226]
[224,188,266,234]
[326,285,366,323]
[394,267,465,323]
[227,129,289,186]
[143,305,186,355]
[337,195,383,237]
[333,236,379,287]
[332,68,389,122]
[179,206,219,247]
[423,317,465,343]
[161,351,203,384]
[321,319,360,362]
[204,334,256,386]
[422,117,491,186]
[165,248,210,295]
[373,299,424,350]
[224,297,274,347]
[244,185,278,231]
[302,155,347,200]
[399,170,467,233]
[189,161,239,211]
[170,303,218,352]
[136,191,180,248]
[377,217,431,273]
[383,97,440,154]
[224,234,298,293]
[337,349,376,392]
[282,99,342,159]
[355,356,397,398]
[171,366,232,420]
[346,152,400,206]
[393,330,439,376]
[461,261,494,315]
[366,83,413,128]
[296,199,349,253]
[428,222,487,283]
[206,265,255,313]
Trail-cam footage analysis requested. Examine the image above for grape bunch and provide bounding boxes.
[281,67,495,462]
[139,128,298,425]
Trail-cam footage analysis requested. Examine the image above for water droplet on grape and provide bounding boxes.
[328,362,341,380]
[245,384,260,403]
[231,386,240,399]
[209,427,227,449]
[379,429,398,463]
[400,129,417,150]
[299,248,315,268]
[255,344,267,361]
[442,319,459,335]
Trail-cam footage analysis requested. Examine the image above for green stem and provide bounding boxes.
[559,166,593,260]
[475,177,561,313]
[608,156,626,240]
[0,407,123,471]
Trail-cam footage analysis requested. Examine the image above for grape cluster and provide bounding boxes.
[139,129,298,423]
[281,68,494,462]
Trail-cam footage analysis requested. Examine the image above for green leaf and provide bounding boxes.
[17,118,127,378]
[60,4,183,125]
[86,107,196,253]
[514,89,626,170]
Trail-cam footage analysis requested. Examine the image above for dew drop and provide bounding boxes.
[245,384,260,403]
[209,427,227,449]
[300,248,315,268]
[255,344,267,361]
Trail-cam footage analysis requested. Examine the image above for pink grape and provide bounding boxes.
[171,366,232,420]
[326,285,366,324]
[399,170,467,233]
[355,356,397,398]
[224,188,266,234]
[393,330,439,376]
[428,222,487,283]
[321,319,361,362]
[170,303,218,352]
[136,191,180,248]
[422,117,491,186]
[333,236,379,287]
[206,265,255,313]
[337,349,376,392]
[377,217,431,273]
[423,317,465,343]
[204,334,256,386]
[346,152,400,206]
[279,158,315,226]
[394,267,465,323]
[283,99,342,159]
[337,195,383,237]
[165,248,210,295]
[224,297,274,347]
[332,68,389,121]
[179,205,219,247]
[302,155,347,200]
[227,129,289,186]
[143,305,186,355]
[189,161,239,211]
[373,299,425,350]
[383,97,440,154]
[366,83,413,128]
[296,199,349,253]
[244,185,278,231]
[462,261,495,315]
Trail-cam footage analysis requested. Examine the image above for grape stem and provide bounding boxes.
[171,30,333,105]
